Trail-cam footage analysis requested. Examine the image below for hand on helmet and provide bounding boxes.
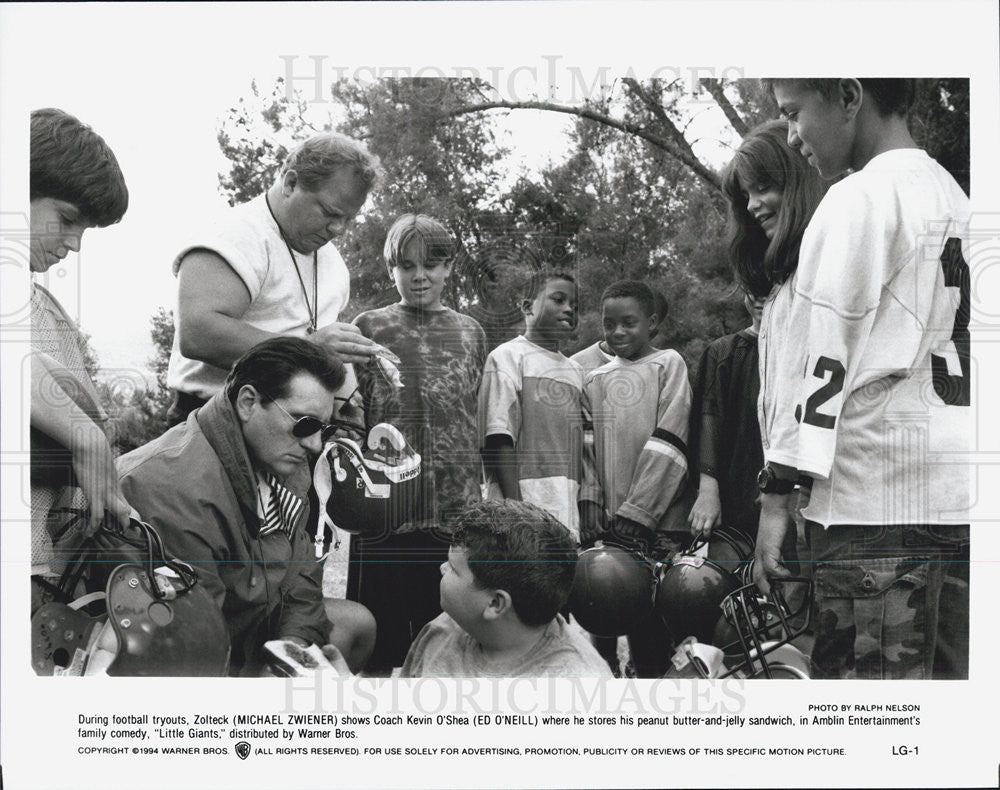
[688,490,721,537]
[688,474,721,537]
[578,501,606,548]
[753,493,792,595]
[602,517,654,556]
[72,425,132,536]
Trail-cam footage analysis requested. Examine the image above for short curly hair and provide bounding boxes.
[450,500,577,627]
[281,132,384,192]
[523,269,576,304]
[601,280,657,317]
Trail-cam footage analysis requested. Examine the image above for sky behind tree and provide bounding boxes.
[3,3,754,381]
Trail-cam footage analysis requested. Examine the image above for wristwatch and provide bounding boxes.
[757,464,796,495]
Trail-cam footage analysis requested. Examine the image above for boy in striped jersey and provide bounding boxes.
[580,280,691,675]
[479,270,592,541]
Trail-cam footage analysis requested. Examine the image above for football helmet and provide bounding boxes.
[314,423,421,545]
[569,543,656,637]
[700,527,754,575]
[653,527,752,643]
[31,518,230,676]
[714,576,813,679]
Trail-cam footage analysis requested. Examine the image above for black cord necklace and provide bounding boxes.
[265,192,318,334]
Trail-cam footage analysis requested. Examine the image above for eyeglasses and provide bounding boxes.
[269,399,336,442]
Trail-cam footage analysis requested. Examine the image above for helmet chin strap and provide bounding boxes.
[32,518,225,677]
[312,441,341,558]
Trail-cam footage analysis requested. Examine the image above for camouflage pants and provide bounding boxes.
[806,522,969,680]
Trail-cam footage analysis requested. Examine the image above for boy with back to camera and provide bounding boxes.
[478,270,594,542]
[756,78,970,679]
[400,499,612,678]
[349,214,487,672]
[580,280,692,676]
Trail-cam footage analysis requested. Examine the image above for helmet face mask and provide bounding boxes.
[717,576,813,679]
[31,601,102,675]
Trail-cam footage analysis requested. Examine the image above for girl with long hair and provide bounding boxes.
[687,120,825,539]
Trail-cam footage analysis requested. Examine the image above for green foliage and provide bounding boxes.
[730,79,780,129]
[910,79,970,196]
[216,78,511,318]
[103,309,174,455]
[211,74,967,377]
[216,80,301,205]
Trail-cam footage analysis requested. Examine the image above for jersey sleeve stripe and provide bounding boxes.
[642,439,688,469]
[652,428,688,457]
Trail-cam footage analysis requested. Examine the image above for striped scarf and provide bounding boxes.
[258,473,305,539]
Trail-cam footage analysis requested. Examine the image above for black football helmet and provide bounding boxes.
[314,422,421,544]
[569,543,656,637]
[653,527,752,643]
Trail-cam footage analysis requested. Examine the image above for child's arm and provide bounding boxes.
[688,473,722,537]
[31,351,131,534]
[482,435,520,499]
[687,342,723,536]
[578,383,605,544]
[615,354,692,535]
[477,347,521,499]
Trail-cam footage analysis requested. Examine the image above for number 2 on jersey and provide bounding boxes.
[794,237,970,427]
[931,237,970,406]
[795,356,846,429]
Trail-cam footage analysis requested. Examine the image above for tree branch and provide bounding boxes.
[445,99,720,192]
[620,78,695,156]
[699,78,749,137]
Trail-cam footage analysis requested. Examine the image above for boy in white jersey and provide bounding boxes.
[757,79,970,678]
[479,271,592,540]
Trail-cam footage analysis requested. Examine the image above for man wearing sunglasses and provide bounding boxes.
[116,337,375,676]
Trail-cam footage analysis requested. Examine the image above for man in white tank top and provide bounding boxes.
[166,133,390,424]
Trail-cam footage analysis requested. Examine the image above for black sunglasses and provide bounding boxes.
[270,399,337,442]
